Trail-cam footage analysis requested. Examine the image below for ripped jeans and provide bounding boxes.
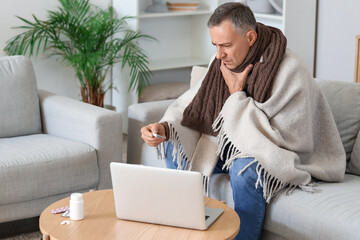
[165,142,266,240]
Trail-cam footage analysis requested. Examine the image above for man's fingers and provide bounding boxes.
[220,61,229,73]
[220,63,233,84]
[141,123,166,147]
[144,124,161,136]
[244,64,253,75]
[141,131,161,145]
[141,126,153,138]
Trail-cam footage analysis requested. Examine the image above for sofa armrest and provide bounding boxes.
[127,99,175,165]
[38,90,122,189]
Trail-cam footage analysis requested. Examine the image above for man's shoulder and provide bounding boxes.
[281,48,308,70]
[269,49,316,96]
[276,48,313,81]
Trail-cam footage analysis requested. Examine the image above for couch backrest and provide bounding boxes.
[316,79,360,162]
[190,65,208,88]
[0,56,42,138]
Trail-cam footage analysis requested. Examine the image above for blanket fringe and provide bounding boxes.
[213,113,321,202]
[157,114,320,202]
[299,182,319,193]
[165,123,191,171]
[213,114,250,170]
[156,142,166,160]
[213,113,286,203]
[157,123,212,196]
[202,175,210,197]
[156,123,189,170]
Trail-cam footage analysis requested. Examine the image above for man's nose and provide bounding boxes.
[216,47,225,59]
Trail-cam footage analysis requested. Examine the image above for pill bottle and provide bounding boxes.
[70,193,84,220]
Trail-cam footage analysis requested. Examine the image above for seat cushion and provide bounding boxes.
[210,173,360,240]
[263,174,360,240]
[0,56,42,138]
[0,134,99,205]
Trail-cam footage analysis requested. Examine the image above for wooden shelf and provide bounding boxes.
[149,57,209,71]
[254,12,283,21]
[139,9,212,19]
[140,10,283,21]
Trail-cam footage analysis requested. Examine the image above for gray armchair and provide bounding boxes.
[0,56,123,223]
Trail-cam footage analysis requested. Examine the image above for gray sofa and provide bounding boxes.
[0,56,123,224]
[128,66,360,240]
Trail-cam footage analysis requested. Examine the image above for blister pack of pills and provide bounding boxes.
[51,206,70,214]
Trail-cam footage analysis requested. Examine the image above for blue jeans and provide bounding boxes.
[165,142,266,240]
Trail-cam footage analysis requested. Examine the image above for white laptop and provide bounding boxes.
[110,162,224,230]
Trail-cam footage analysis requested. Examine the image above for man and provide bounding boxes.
[141,3,345,240]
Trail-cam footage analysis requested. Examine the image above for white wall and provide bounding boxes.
[316,0,360,82]
[0,0,112,101]
[2,0,360,133]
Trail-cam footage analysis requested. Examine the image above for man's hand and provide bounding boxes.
[220,61,253,94]
[141,123,166,147]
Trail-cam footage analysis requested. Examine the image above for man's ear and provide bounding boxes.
[246,30,257,47]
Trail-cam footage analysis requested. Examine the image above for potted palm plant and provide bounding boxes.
[4,0,153,107]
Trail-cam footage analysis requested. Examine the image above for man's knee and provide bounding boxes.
[230,158,257,179]
[229,158,262,194]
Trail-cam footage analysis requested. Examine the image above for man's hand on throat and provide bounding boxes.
[220,61,253,95]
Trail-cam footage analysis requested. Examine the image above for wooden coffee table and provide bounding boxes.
[40,189,240,240]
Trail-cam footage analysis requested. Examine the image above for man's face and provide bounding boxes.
[210,19,253,70]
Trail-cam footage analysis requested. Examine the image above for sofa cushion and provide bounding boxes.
[209,174,360,240]
[316,79,360,175]
[263,174,360,240]
[0,134,99,205]
[0,56,42,138]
